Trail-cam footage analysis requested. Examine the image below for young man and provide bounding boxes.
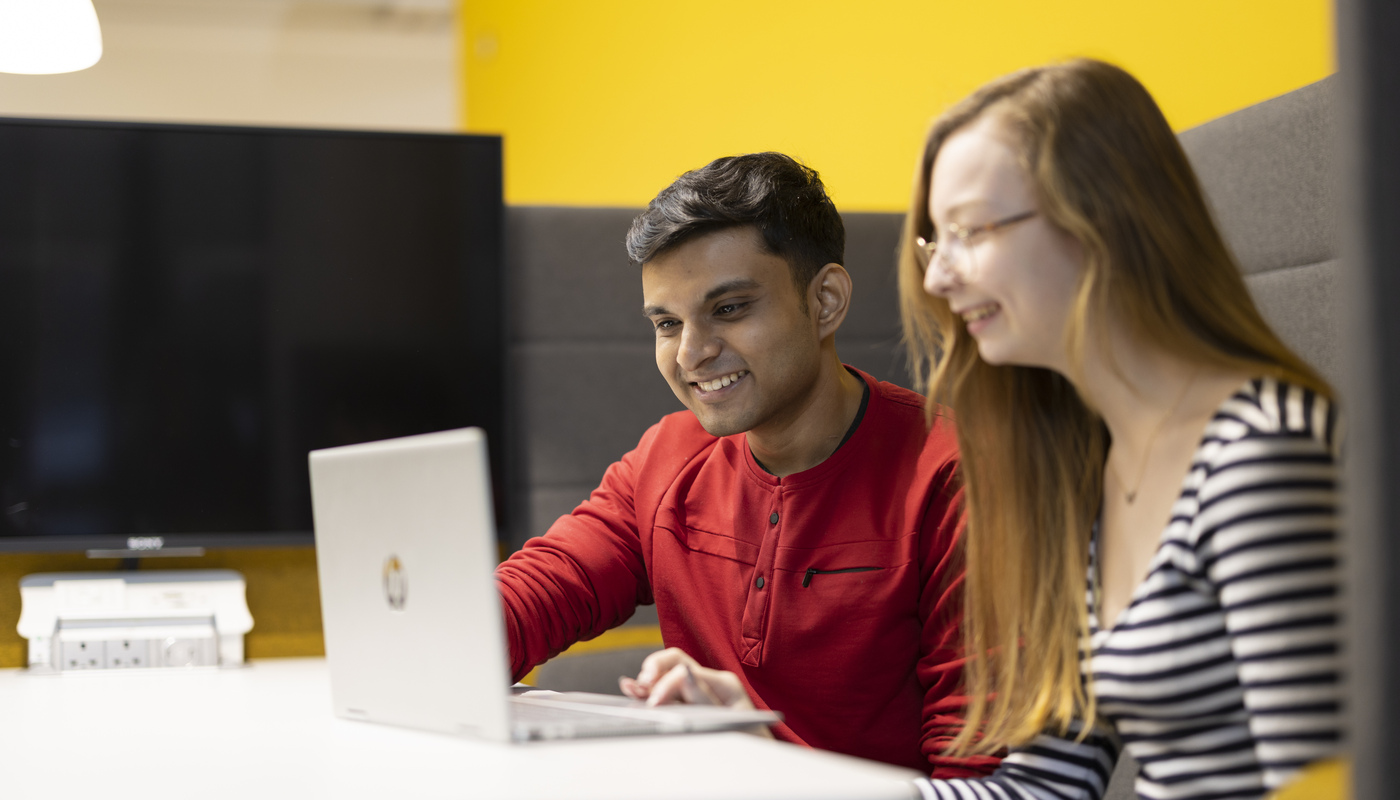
[495,153,996,778]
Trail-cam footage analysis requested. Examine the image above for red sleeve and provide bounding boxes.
[916,416,1001,778]
[495,426,657,682]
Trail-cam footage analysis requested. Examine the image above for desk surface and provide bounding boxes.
[2,658,921,800]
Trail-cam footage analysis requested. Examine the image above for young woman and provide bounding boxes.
[628,59,1341,800]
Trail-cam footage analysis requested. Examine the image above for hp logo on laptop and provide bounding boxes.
[383,555,407,611]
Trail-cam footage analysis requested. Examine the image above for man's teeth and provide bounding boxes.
[963,304,999,323]
[696,371,747,392]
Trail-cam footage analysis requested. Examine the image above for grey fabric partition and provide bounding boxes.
[506,78,1336,795]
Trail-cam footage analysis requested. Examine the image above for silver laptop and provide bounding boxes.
[308,427,781,742]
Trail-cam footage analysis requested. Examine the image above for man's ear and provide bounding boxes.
[808,263,852,339]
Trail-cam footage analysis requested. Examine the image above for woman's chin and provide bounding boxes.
[974,338,1011,366]
[974,338,1040,370]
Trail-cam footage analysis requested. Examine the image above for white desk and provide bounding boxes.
[1,658,922,799]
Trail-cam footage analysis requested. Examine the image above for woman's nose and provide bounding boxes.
[923,260,961,296]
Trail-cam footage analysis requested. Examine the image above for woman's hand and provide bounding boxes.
[619,647,759,713]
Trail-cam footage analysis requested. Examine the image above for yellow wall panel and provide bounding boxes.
[462,0,1332,211]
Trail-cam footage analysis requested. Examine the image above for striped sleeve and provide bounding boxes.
[914,725,1120,800]
[1192,419,1342,788]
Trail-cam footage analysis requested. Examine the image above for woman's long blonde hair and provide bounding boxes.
[898,59,1330,754]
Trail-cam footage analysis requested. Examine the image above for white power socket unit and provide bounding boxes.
[17,570,254,672]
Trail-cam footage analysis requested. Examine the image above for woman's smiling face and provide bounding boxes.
[924,115,1086,372]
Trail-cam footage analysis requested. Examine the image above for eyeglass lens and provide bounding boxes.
[925,232,974,282]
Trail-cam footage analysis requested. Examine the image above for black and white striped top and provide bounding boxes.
[918,378,1341,800]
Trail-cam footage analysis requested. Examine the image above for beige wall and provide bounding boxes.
[0,0,460,668]
[0,0,457,131]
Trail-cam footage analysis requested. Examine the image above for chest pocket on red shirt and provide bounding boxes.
[801,565,881,586]
[660,521,760,565]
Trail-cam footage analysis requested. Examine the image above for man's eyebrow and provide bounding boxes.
[642,279,763,317]
[702,279,761,303]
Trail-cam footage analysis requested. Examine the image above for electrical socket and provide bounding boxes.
[60,640,105,671]
[104,638,151,669]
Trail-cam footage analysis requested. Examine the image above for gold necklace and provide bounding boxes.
[1108,368,1200,504]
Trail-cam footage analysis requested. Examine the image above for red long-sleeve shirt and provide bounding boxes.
[496,369,998,777]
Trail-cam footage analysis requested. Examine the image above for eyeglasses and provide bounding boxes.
[914,209,1038,284]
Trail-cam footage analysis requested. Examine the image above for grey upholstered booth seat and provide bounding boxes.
[504,207,912,552]
[1179,77,1338,389]
[506,77,1335,798]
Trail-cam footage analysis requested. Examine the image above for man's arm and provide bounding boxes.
[916,423,1002,779]
[495,428,658,682]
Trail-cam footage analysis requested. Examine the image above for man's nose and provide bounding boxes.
[676,323,720,372]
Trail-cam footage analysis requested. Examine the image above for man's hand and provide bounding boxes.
[619,647,760,712]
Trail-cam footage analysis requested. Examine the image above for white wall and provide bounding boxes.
[0,0,457,131]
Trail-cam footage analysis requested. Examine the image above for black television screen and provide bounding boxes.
[0,118,505,552]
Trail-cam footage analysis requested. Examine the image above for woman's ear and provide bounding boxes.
[809,263,853,339]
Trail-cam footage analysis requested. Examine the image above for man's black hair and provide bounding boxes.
[626,152,845,307]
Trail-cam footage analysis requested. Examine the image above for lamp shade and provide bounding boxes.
[0,0,103,75]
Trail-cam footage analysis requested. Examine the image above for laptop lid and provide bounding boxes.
[309,427,513,741]
[311,427,783,743]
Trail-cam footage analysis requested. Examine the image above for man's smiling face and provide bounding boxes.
[642,226,823,438]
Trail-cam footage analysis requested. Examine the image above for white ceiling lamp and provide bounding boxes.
[0,0,103,75]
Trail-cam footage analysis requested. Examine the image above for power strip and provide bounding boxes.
[17,570,253,672]
[55,614,220,670]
